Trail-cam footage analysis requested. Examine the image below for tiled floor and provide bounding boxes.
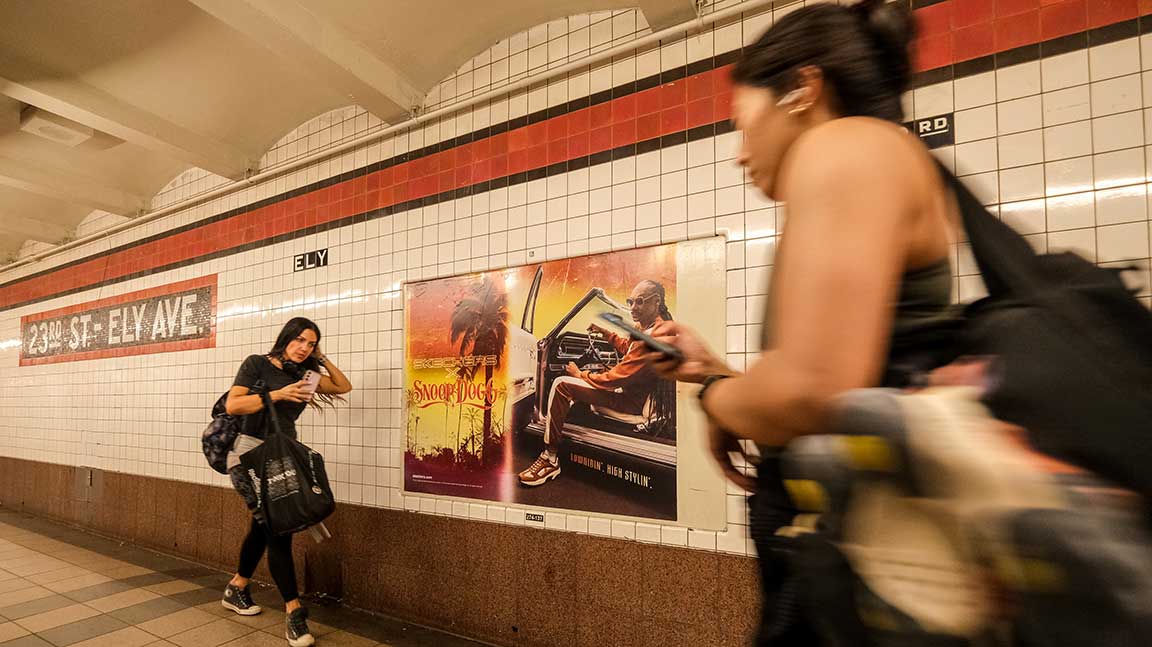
[0,509,484,647]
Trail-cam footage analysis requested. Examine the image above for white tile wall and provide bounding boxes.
[1,1,1151,563]
[423,9,652,113]
[260,106,387,172]
[150,167,231,212]
[74,212,131,239]
[937,35,1152,306]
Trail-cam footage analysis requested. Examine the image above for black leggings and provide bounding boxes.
[237,517,298,603]
[749,461,823,647]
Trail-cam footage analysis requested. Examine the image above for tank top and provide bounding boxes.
[761,257,959,387]
[752,257,960,498]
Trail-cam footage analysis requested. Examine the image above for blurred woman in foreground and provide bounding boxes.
[647,1,961,643]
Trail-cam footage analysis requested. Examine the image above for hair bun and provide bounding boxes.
[854,0,916,90]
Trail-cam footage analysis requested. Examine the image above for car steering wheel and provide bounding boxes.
[576,330,603,368]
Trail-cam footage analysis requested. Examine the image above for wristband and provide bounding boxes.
[698,374,731,403]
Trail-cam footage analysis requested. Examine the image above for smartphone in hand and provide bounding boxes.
[597,312,683,361]
[300,370,321,399]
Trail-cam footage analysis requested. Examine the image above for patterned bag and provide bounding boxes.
[200,379,262,474]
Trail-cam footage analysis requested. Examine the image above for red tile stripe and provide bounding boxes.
[0,66,734,312]
[18,274,218,366]
[913,0,1147,71]
[21,274,217,323]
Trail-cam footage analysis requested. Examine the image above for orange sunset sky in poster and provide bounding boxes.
[405,245,677,357]
[404,245,677,456]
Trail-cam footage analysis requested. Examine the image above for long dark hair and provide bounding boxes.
[268,317,340,410]
[639,279,673,322]
[732,0,915,123]
[638,280,676,439]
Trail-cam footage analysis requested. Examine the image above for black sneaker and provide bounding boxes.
[286,607,315,647]
[221,582,262,616]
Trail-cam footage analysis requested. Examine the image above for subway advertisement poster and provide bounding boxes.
[403,240,728,527]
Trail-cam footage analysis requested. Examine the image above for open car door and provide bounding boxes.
[524,287,676,471]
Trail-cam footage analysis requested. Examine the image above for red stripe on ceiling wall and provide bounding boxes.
[21,274,217,323]
[0,66,735,311]
[912,0,1145,71]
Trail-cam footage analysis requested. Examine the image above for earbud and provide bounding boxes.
[775,88,807,108]
[776,88,813,116]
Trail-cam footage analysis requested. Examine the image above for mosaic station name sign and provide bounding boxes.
[20,275,217,366]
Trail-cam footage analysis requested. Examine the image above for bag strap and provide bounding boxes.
[258,390,283,436]
[213,378,265,419]
[934,160,1043,298]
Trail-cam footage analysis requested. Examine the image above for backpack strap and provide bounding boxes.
[934,160,1043,298]
[213,378,265,419]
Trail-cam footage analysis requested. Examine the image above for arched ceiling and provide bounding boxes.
[0,0,700,264]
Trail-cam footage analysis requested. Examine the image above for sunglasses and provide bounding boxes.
[626,295,653,307]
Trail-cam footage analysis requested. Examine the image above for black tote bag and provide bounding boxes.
[939,161,1152,505]
[238,392,336,536]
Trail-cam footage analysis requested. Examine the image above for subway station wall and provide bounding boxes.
[2,1,1152,644]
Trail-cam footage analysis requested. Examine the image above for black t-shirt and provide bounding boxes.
[232,354,306,439]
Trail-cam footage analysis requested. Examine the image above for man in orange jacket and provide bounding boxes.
[518,279,673,486]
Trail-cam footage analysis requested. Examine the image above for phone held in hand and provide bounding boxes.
[300,370,321,398]
[597,312,683,361]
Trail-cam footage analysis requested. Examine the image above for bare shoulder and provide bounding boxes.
[799,117,919,164]
[780,117,927,201]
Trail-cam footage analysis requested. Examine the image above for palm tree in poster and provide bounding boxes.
[463,408,483,460]
[404,389,420,455]
[452,362,475,464]
[449,275,509,466]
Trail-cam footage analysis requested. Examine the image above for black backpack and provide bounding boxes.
[940,162,1152,504]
